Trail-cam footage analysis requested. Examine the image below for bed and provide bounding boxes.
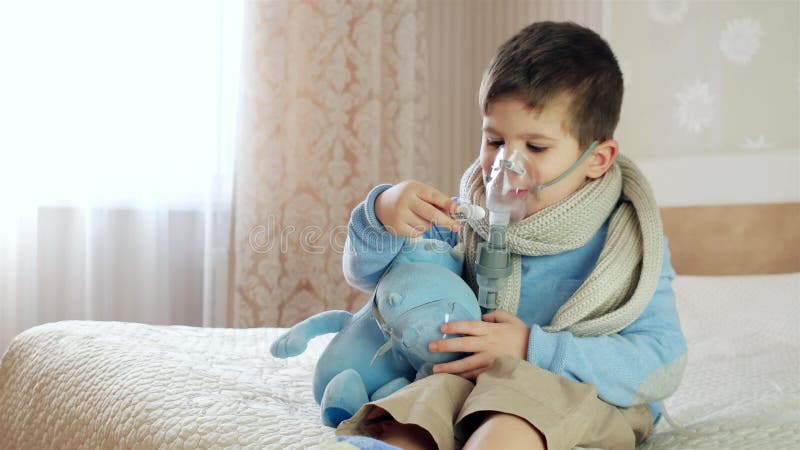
[1,205,799,449]
[1,274,798,449]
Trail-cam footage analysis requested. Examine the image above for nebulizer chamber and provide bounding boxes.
[475,145,540,312]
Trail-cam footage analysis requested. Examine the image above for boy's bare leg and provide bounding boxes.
[463,412,547,450]
[377,421,437,450]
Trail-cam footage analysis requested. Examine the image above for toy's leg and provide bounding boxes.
[321,369,369,427]
[370,377,410,402]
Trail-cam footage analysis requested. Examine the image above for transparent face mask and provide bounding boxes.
[483,141,600,224]
[483,145,542,224]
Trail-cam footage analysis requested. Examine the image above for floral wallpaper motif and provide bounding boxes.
[648,0,689,25]
[611,1,799,156]
[674,79,714,134]
[719,17,764,65]
[230,0,430,327]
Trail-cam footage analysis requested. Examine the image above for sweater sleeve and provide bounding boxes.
[342,184,406,292]
[342,184,458,292]
[526,237,688,408]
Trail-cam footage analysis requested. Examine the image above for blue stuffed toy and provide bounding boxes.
[270,238,481,427]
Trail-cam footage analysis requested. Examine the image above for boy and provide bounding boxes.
[336,21,686,450]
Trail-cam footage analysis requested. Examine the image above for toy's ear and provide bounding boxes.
[392,238,462,275]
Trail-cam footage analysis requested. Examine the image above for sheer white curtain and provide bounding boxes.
[0,0,243,353]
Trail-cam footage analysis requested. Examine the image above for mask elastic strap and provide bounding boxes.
[536,140,600,194]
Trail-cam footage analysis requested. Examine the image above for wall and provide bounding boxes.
[423,0,799,207]
[607,0,799,206]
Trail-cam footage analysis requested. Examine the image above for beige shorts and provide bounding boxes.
[336,355,654,450]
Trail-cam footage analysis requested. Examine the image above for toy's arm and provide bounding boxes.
[270,310,352,358]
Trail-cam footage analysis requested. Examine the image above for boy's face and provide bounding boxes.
[480,95,593,217]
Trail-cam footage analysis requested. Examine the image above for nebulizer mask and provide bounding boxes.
[470,145,539,311]
[472,140,599,312]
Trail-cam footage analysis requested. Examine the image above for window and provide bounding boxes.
[0,0,242,209]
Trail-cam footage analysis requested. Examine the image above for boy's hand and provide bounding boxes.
[374,180,460,237]
[428,310,530,380]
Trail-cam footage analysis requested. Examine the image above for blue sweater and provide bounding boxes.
[343,184,687,423]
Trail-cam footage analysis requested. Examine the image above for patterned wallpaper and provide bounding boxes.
[607,0,799,157]
[231,0,430,327]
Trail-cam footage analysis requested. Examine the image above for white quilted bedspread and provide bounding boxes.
[1,274,798,449]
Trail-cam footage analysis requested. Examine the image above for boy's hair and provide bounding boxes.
[478,21,623,149]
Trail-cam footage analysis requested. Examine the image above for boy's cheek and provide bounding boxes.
[479,157,493,174]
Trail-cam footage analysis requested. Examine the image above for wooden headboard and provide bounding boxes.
[660,203,800,275]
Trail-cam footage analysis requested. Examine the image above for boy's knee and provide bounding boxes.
[480,411,535,430]
[467,412,547,450]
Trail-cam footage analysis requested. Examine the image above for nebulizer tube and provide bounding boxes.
[475,145,540,312]
[451,203,486,222]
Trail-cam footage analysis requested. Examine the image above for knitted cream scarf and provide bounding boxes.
[457,154,664,337]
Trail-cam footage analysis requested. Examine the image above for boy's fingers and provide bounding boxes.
[417,186,456,213]
[429,336,484,353]
[482,310,516,323]
[432,353,486,375]
[411,201,457,230]
[409,211,436,235]
[458,366,490,381]
[401,222,426,238]
[440,320,487,336]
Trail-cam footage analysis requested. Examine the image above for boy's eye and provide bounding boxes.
[485,139,546,153]
[527,144,547,153]
[486,139,503,147]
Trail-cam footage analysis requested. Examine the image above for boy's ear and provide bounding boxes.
[585,139,618,179]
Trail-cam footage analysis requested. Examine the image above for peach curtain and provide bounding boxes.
[230,0,430,327]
